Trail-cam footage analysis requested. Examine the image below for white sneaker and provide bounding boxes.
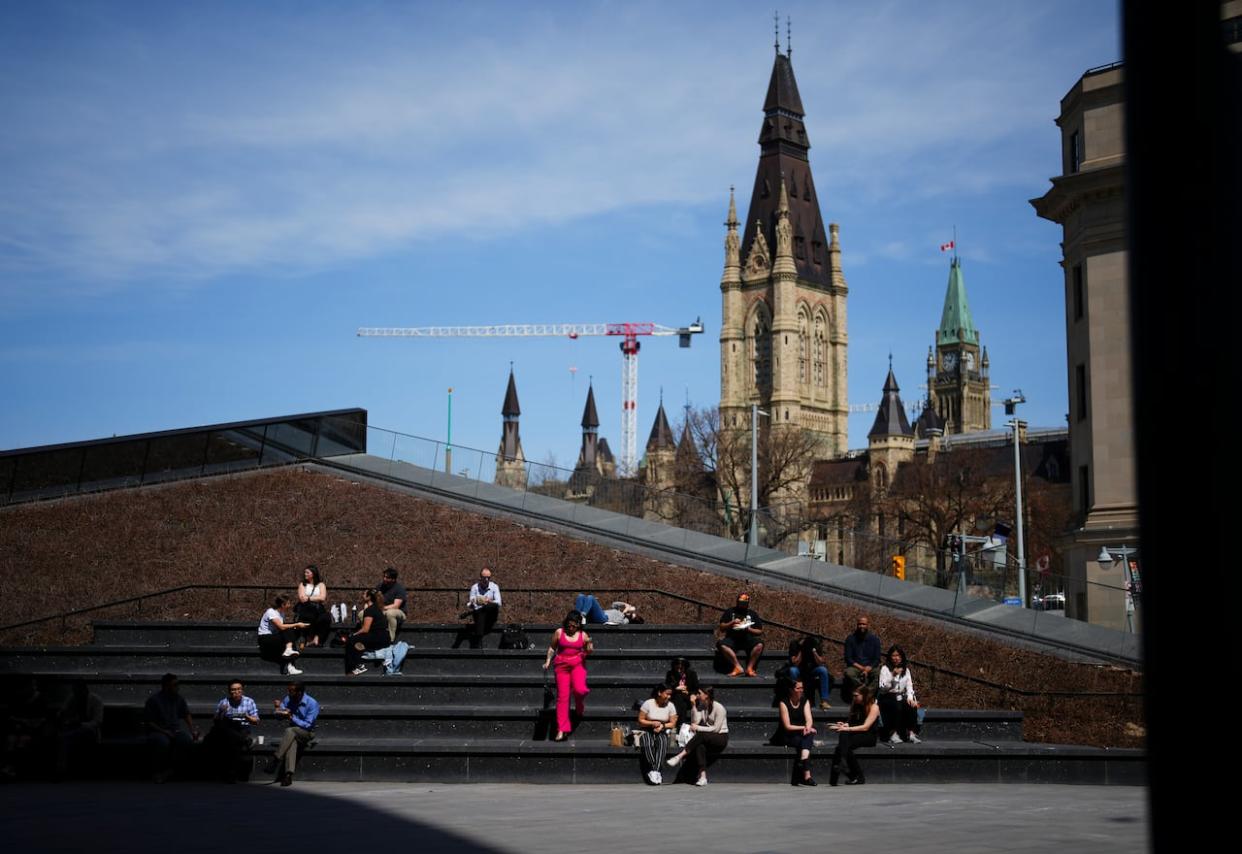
[666,754,683,768]
[907,733,922,744]
[351,665,368,676]
[285,665,303,676]
[695,774,708,786]
[282,648,300,658]
[889,732,902,744]
[647,770,661,785]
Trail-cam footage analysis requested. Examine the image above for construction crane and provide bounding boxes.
[357,319,705,476]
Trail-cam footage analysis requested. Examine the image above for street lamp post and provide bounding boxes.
[1097,545,1139,633]
[748,403,769,548]
[1003,391,1028,607]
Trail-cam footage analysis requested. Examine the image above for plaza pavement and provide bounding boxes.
[0,782,1146,853]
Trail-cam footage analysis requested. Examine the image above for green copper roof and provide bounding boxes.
[936,257,978,346]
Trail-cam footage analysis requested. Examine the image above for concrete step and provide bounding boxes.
[98,701,1022,742]
[90,621,720,651]
[17,670,788,707]
[0,645,746,678]
[89,735,1145,785]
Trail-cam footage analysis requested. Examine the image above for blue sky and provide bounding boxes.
[0,0,1119,472]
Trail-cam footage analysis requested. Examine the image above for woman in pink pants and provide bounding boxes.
[542,611,594,741]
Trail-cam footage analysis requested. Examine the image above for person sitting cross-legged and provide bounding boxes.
[268,681,318,787]
[716,593,764,677]
[665,686,728,786]
[454,566,502,649]
[345,589,390,676]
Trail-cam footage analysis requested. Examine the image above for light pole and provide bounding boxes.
[445,387,454,475]
[748,403,769,548]
[1097,545,1139,633]
[1003,391,1027,606]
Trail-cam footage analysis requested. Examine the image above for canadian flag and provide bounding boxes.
[940,240,955,252]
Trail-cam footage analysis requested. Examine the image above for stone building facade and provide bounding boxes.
[719,48,848,458]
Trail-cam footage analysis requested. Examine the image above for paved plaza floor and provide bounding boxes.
[1,781,1148,853]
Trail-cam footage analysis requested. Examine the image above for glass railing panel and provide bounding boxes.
[8,447,84,501]
[202,428,263,475]
[316,413,367,457]
[78,439,147,492]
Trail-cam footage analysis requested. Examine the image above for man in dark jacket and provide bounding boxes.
[842,615,882,700]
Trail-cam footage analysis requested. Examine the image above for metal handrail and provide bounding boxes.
[0,583,1141,700]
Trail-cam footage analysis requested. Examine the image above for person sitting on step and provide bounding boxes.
[636,683,678,785]
[454,566,502,649]
[841,614,882,700]
[774,676,817,786]
[257,595,308,676]
[204,679,259,782]
[665,685,728,786]
[877,645,922,744]
[664,656,700,723]
[345,589,390,676]
[268,681,318,787]
[830,685,880,786]
[378,567,407,644]
[294,564,331,648]
[787,635,834,711]
[716,592,764,677]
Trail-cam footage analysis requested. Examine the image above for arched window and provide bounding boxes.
[798,310,810,387]
[813,313,827,388]
[750,303,772,392]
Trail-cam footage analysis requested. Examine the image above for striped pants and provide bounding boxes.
[639,729,670,771]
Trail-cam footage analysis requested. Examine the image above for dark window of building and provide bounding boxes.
[1224,15,1242,45]
[1078,464,1090,514]
[794,236,806,260]
[1068,129,1082,173]
[877,512,886,537]
[1075,364,1088,421]
[812,241,823,265]
[1073,264,1085,320]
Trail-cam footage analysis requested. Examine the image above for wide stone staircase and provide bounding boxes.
[0,618,1143,785]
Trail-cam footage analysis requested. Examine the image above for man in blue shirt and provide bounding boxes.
[270,681,319,787]
[842,615,882,700]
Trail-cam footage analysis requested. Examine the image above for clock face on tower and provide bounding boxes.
[964,351,976,370]
[941,351,958,372]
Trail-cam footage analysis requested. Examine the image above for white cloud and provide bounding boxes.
[0,1,1116,288]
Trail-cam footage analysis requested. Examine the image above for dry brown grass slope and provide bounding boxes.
[0,466,1144,749]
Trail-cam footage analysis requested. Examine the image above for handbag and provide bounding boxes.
[610,723,626,748]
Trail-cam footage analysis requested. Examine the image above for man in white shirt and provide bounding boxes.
[456,567,501,649]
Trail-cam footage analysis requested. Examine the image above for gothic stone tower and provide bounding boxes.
[720,47,848,456]
[494,367,527,489]
[932,256,991,433]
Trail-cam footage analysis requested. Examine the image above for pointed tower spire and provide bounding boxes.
[581,382,599,430]
[869,367,914,438]
[772,176,796,275]
[723,186,741,274]
[645,401,675,451]
[937,257,978,346]
[742,46,829,288]
[501,365,520,418]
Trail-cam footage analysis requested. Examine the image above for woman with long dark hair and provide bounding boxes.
[636,683,678,785]
[830,685,880,785]
[542,610,593,742]
[664,656,699,723]
[775,677,817,786]
[344,589,389,676]
[294,565,331,648]
[257,594,308,676]
[787,635,833,710]
[665,685,728,786]
[877,645,921,744]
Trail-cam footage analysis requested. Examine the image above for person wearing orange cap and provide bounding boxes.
[716,593,765,677]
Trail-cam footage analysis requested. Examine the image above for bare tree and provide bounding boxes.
[685,406,823,547]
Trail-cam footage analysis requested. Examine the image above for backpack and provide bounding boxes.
[499,623,531,650]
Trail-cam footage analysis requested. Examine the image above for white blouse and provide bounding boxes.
[878,665,917,705]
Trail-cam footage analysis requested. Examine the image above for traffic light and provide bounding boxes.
[891,555,906,580]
